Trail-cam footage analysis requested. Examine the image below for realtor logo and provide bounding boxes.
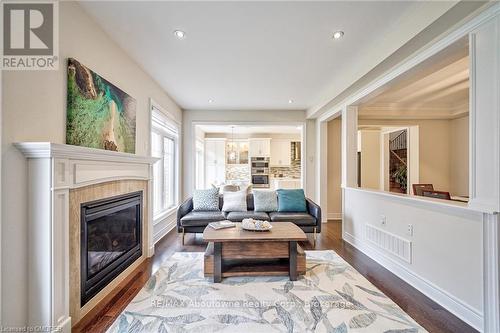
[2,1,58,70]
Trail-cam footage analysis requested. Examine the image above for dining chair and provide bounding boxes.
[422,190,451,200]
[412,184,434,196]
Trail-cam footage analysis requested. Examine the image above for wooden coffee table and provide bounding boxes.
[203,222,307,282]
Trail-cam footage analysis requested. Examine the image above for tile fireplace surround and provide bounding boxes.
[15,142,158,332]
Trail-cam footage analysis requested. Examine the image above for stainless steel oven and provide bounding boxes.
[252,164,269,169]
[252,162,268,168]
[251,175,269,188]
[251,168,269,174]
[251,157,269,168]
[251,157,270,187]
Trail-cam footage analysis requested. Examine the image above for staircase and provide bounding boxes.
[389,130,407,193]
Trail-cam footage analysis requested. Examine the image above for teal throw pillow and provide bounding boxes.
[276,189,307,212]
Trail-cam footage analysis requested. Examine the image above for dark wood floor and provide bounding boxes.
[74,221,477,333]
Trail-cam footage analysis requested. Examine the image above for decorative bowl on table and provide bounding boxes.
[241,218,272,231]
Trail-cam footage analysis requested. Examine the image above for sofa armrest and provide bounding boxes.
[306,198,322,232]
[177,197,193,232]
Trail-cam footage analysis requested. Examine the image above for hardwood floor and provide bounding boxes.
[73,221,477,333]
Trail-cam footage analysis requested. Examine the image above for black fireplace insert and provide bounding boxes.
[80,191,142,306]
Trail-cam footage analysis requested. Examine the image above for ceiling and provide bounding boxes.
[79,1,456,111]
[198,124,301,135]
[358,38,469,120]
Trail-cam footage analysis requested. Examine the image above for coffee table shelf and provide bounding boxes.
[203,222,307,282]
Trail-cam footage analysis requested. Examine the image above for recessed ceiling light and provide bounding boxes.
[288,99,294,104]
[208,99,214,103]
[332,31,344,40]
[173,30,186,39]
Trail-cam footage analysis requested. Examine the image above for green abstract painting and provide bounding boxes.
[66,58,136,153]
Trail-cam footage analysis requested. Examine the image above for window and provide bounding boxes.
[151,105,179,218]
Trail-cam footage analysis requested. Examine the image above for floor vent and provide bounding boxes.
[365,224,412,263]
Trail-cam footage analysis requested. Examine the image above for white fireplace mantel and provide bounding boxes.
[15,142,158,332]
[15,142,157,162]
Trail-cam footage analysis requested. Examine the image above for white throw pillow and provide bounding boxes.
[193,188,220,211]
[253,190,278,212]
[222,190,248,212]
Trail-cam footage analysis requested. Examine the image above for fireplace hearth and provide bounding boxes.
[80,191,143,305]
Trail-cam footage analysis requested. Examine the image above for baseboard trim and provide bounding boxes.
[327,212,342,220]
[343,231,483,332]
[60,316,71,333]
[154,215,176,244]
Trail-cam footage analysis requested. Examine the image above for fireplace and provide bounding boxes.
[80,191,143,305]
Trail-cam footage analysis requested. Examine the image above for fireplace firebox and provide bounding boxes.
[81,191,143,305]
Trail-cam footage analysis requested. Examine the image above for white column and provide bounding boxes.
[483,213,500,332]
[316,120,328,222]
[341,105,358,188]
[468,15,500,213]
[148,163,155,257]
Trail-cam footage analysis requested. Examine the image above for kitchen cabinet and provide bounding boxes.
[205,139,226,187]
[270,139,291,166]
[226,140,249,164]
[271,178,302,190]
[249,138,271,157]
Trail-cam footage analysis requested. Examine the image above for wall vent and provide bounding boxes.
[365,224,412,263]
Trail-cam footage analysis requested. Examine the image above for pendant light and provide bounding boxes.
[229,126,237,162]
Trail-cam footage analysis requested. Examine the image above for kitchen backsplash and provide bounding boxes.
[270,158,301,179]
[226,144,301,181]
[271,143,301,179]
[226,164,250,181]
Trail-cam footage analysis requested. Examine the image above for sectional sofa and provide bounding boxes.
[177,193,322,245]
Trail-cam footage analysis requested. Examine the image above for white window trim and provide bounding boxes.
[150,99,181,224]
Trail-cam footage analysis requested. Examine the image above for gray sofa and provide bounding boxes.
[177,193,321,244]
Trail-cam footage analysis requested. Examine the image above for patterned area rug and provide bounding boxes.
[107,251,427,332]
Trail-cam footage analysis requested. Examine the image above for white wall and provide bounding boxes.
[182,110,316,199]
[343,187,483,328]
[1,2,181,325]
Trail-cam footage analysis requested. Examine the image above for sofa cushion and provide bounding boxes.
[222,184,240,193]
[269,212,316,226]
[253,190,278,212]
[226,211,270,222]
[193,188,220,211]
[222,190,248,212]
[180,211,226,227]
[276,189,307,212]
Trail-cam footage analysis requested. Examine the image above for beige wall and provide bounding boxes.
[359,119,450,191]
[359,130,381,190]
[358,118,469,196]
[450,116,469,196]
[327,118,342,218]
[1,2,181,325]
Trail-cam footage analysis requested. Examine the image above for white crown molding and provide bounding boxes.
[14,142,158,164]
[358,103,469,120]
